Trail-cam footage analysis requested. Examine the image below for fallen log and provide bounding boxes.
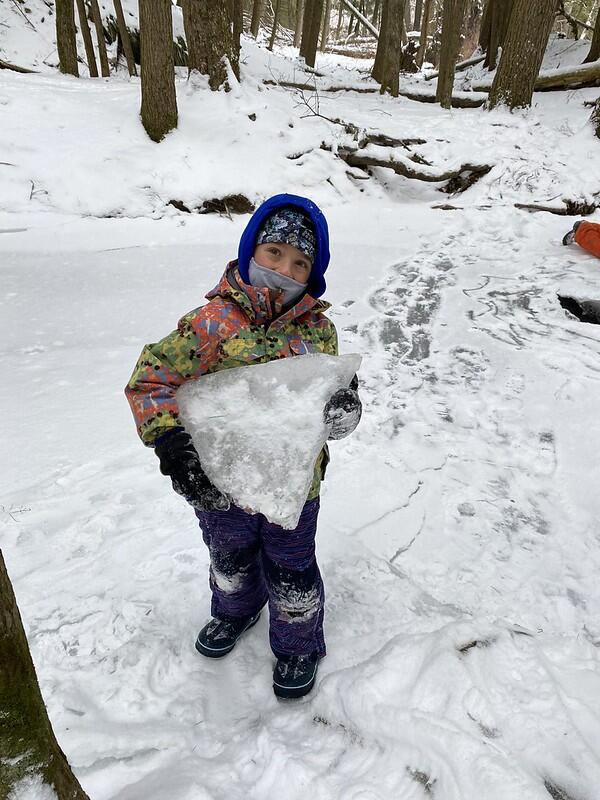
[398,88,486,107]
[338,0,379,38]
[472,59,600,93]
[0,58,38,74]
[424,54,486,81]
[515,199,599,216]
[263,79,378,93]
[359,132,427,148]
[556,3,594,33]
[336,144,492,188]
[263,79,486,106]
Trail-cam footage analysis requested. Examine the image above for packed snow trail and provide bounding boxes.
[3,203,600,800]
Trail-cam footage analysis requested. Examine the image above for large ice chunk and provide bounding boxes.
[177,353,362,529]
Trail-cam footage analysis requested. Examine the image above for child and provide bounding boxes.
[563,220,600,258]
[125,194,362,699]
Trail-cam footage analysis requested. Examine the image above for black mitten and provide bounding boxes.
[323,375,362,440]
[563,220,582,246]
[154,429,230,511]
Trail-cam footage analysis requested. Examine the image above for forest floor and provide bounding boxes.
[2,20,600,800]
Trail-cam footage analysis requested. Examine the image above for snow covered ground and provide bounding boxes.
[2,19,600,800]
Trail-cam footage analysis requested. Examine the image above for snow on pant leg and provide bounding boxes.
[260,497,325,659]
[195,505,268,622]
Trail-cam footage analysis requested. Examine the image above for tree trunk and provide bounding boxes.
[461,0,484,60]
[232,0,243,48]
[181,0,205,73]
[76,0,98,77]
[182,1,238,88]
[0,550,91,800]
[371,0,381,25]
[139,0,177,141]
[336,0,345,37]
[372,0,390,81]
[483,0,514,70]
[380,0,404,95]
[251,0,263,37]
[56,0,79,76]
[303,0,324,66]
[414,0,423,29]
[320,0,332,49]
[269,0,281,49]
[584,7,600,62]
[300,0,313,57]
[416,0,433,66]
[435,0,467,107]
[295,0,306,46]
[403,0,411,34]
[113,0,137,75]
[488,0,558,109]
[89,0,109,76]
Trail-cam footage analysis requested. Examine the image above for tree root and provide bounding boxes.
[335,145,492,189]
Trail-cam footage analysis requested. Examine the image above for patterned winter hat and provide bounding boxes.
[255,207,316,263]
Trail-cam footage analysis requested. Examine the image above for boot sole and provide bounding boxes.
[195,613,261,659]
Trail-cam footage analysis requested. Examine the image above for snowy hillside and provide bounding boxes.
[2,13,600,800]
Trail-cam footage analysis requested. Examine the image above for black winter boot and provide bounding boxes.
[273,653,320,699]
[195,613,261,658]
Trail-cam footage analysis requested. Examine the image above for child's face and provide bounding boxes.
[254,242,312,284]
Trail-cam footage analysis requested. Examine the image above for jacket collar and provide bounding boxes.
[206,261,330,327]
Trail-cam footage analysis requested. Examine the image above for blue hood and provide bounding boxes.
[238,194,330,299]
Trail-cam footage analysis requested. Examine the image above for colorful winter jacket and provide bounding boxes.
[125,264,339,501]
[575,221,600,260]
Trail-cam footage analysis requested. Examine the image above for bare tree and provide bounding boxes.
[251,0,264,37]
[0,550,91,800]
[232,0,243,46]
[56,0,79,76]
[488,0,558,109]
[300,0,312,57]
[269,0,281,49]
[139,0,177,141]
[403,0,411,38]
[113,0,137,75]
[76,0,98,77]
[372,0,389,81]
[378,0,404,95]
[320,0,332,50]
[436,0,467,107]
[181,0,205,72]
[372,0,381,25]
[301,0,325,67]
[584,6,600,62]
[414,0,423,28]
[88,0,109,76]
[481,0,514,69]
[295,0,306,46]
[416,0,433,66]
[181,1,239,88]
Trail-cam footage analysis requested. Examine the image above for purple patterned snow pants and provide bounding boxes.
[195,497,325,659]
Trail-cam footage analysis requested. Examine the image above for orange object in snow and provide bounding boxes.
[575,221,600,259]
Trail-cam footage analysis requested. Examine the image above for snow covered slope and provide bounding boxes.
[2,23,600,800]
